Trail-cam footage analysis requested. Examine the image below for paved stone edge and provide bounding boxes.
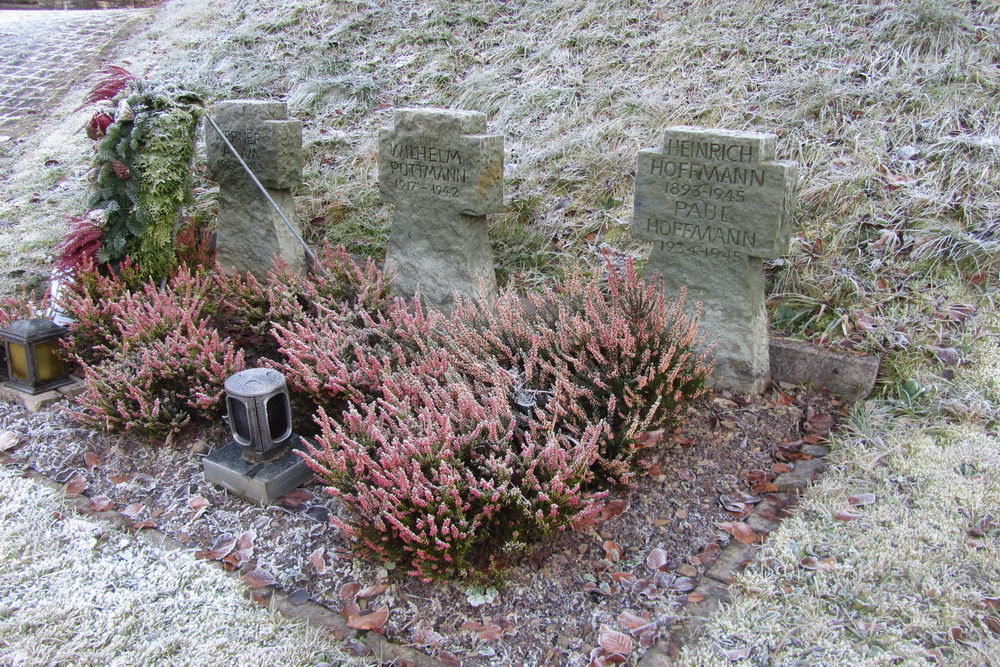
[637,441,832,665]
[1,7,153,138]
[9,464,444,667]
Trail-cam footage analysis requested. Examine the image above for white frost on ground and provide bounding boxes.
[0,466,350,666]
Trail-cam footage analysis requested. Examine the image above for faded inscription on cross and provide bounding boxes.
[204,100,305,277]
[632,126,797,394]
[378,108,503,311]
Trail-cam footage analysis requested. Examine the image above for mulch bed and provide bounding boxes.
[0,383,844,666]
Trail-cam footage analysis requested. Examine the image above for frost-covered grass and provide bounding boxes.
[0,467,359,665]
[681,333,1000,665]
[0,0,998,662]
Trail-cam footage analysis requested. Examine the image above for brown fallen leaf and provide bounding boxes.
[347,606,389,631]
[242,567,277,589]
[131,519,156,530]
[687,592,706,603]
[462,620,502,641]
[848,493,877,506]
[108,474,133,484]
[601,499,630,522]
[340,582,362,600]
[808,413,834,435]
[65,474,88,498]
[89,495,113,512]
[716,521,758,544]
[357,583,389,599]
[599,625,634,656]
[0,431,20,452]
[188,496,211,510]
[83,452,100,471]
[617,610,648,633]
[834,509,863,521]
[196,534,237,561]
[281,488,315,508]
[309,547,327,574]
[603,540,624,562]
[984,616,1000,635]
[984,597,1000,611]
[609,571,636,584]
[121,503,145,518]
[342,600,361,622]
[646,547,669,571]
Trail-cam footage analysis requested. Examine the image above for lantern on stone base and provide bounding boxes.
[0,318,73,395]
[203,368,313,504]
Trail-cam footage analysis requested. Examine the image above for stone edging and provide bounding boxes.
[638,446,831,665]
[15,467,443,667]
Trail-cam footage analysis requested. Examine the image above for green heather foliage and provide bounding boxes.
[89,81,203,281]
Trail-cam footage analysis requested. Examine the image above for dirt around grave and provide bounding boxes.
[0,384,843,666]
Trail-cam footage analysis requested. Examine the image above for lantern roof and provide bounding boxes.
[0,318,67,343]
[224,368,286,399]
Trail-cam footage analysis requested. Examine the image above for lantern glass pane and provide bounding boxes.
[265,394,291,442]
[228,397,252,445]
[8,343,29,381]
[33,340,65,383]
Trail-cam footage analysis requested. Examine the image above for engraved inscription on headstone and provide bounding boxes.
[633,126,797,394]
[378,108,503,311]
[205,100,305,278]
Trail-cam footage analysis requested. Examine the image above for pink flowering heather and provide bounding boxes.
[70,305,244,438]
[269,296,454,424]
[217,243,392,337]
[448,258,715,484]
[61,260,216,366]
[62,264,240,438]
[301,372,606,581]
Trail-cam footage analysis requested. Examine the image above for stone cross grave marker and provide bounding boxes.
[205,100,305,278]
[632,126,797,394]
[378,108,503,311]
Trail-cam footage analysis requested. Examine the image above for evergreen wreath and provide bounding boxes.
[82,70,203,282]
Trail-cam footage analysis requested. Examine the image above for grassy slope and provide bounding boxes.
[0,0,997,663]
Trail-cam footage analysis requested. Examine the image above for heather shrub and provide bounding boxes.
[217,244,392,337]
[60,260,216,367]
[448,258,714,484]
[302,372,606,581]
[269,297,448,423]
[70,303,244,438]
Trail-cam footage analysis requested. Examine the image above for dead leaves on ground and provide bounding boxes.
[195,530,254,570]
[242,567,277,589]
[716,521,759,544]
[0,431,20,452]
[65,474,88,498]
[346,605,390,631]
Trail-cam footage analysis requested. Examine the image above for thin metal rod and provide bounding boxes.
[204,114,327,276]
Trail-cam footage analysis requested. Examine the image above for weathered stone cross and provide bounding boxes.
[205,100,305,278]
[378,108,504,311]
[632,126,798,394]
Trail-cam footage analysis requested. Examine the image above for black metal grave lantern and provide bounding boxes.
[224,368,294,461]
[0,318,73,395]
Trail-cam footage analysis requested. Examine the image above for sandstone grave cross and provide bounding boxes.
[378,108,503,311]
[632,126,797,394]
[205,100,306,278]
